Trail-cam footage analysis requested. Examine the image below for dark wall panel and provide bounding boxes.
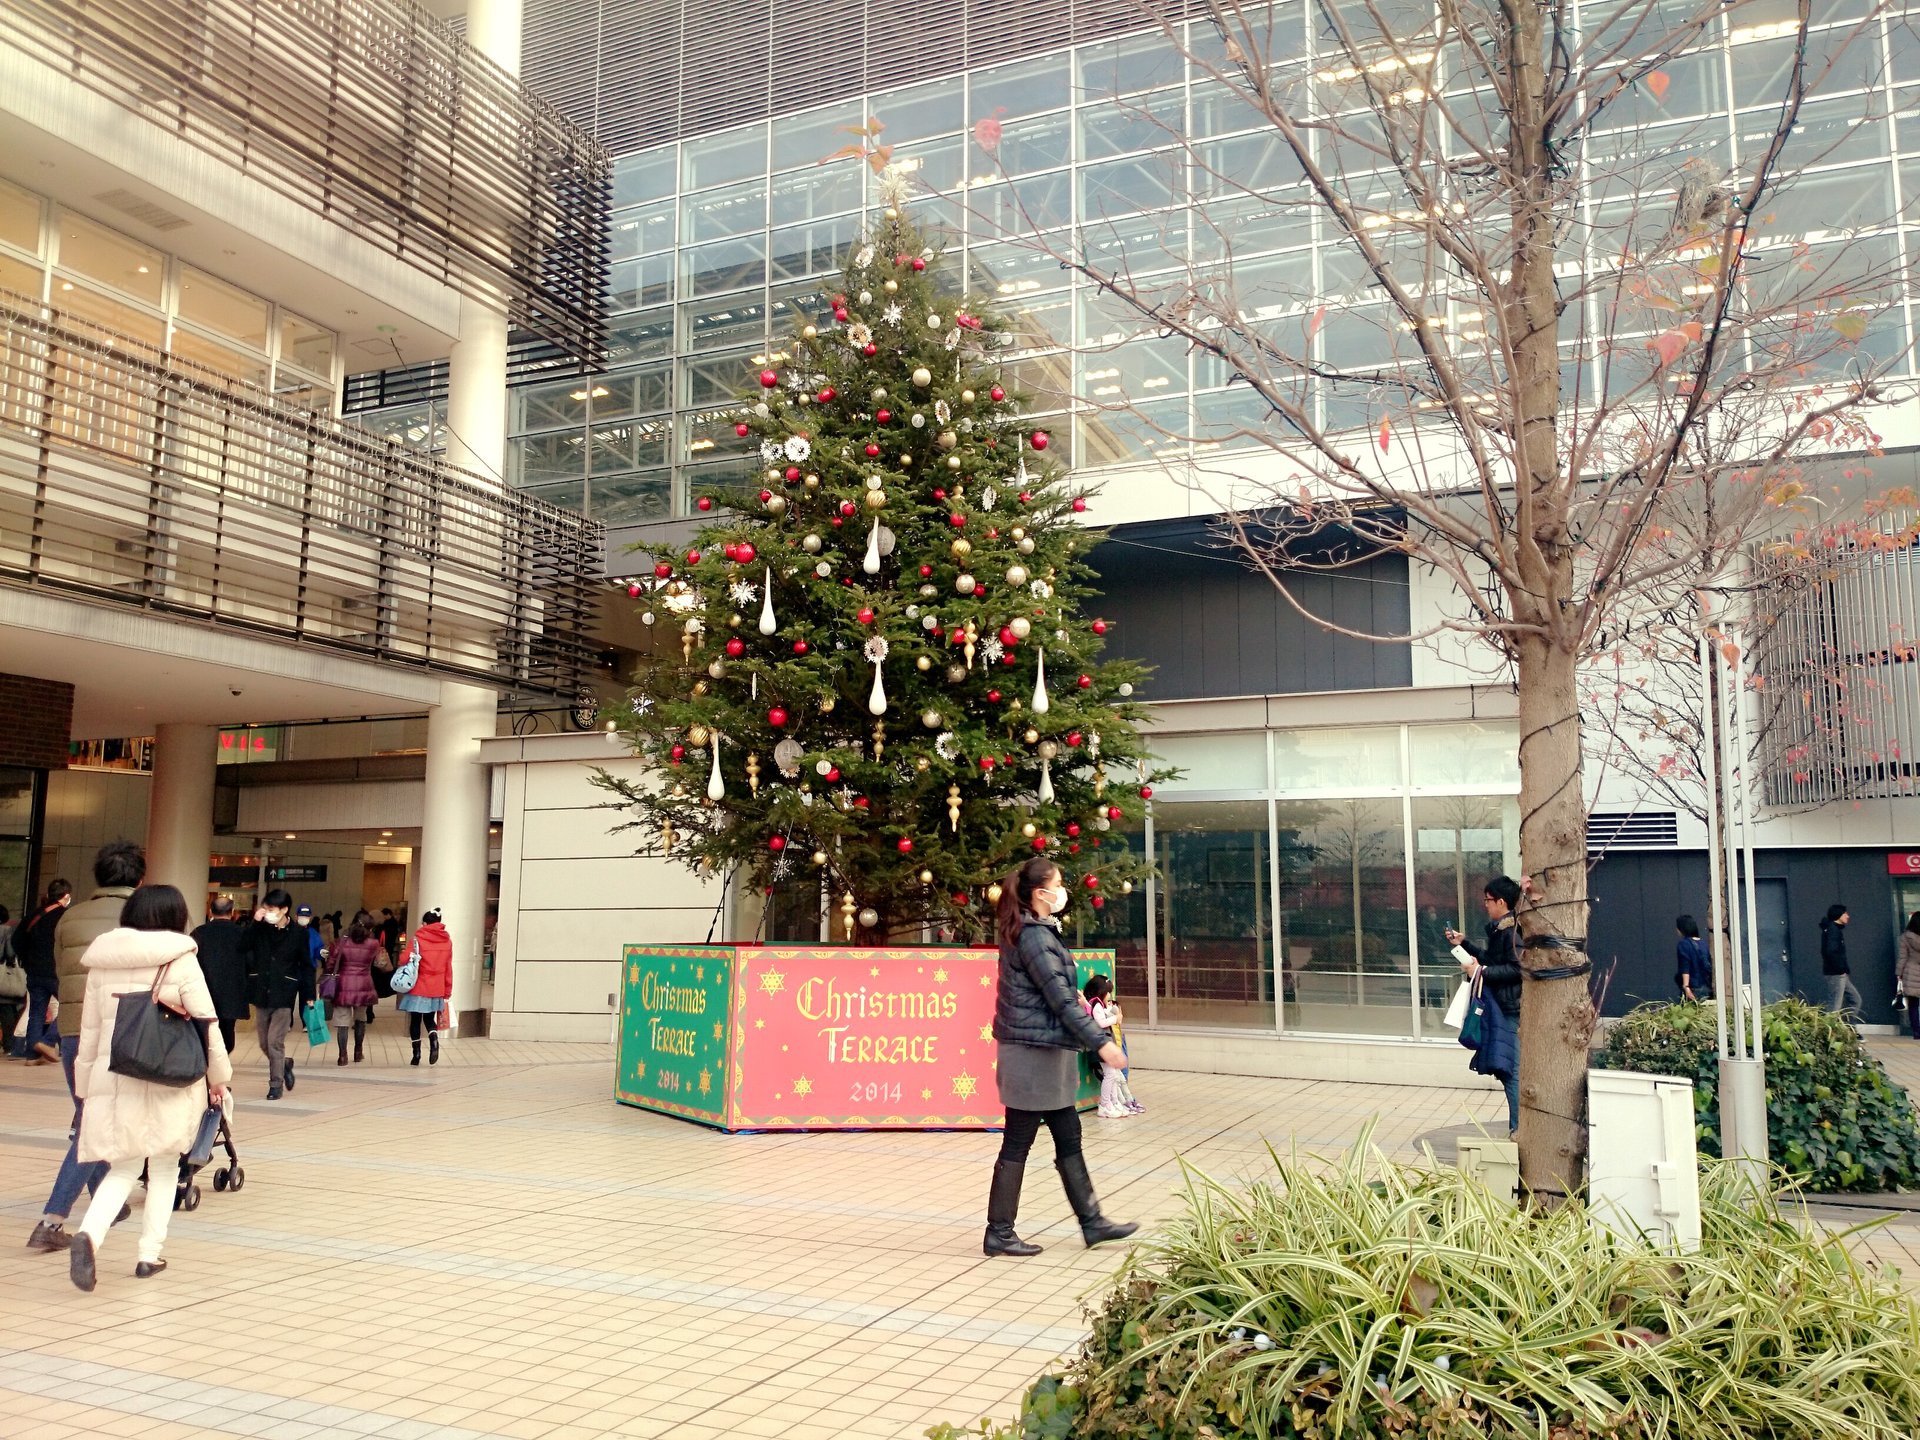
[1088,526,1411,701]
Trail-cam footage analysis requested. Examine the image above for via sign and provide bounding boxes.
[1890,853,1920,876]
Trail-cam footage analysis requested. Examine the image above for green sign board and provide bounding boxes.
[616,945,735,1125]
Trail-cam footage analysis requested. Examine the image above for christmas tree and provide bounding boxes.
[600,187,1169,944]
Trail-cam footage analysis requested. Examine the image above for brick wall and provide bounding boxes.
[0,673,73,770]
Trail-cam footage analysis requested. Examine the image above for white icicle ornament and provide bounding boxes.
[758,567,777,635]
[1032,648,1051,715]
[868,656,888,716]
[1038,757,1055,803]
[863,520,882,576]
[707,734,725,802]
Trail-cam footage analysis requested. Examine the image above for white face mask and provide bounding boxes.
[1036,885,1069,915]
[264,909,287,927]
[295,915,310,926]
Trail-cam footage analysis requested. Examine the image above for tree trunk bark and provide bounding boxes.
[1513,632,1596,1204]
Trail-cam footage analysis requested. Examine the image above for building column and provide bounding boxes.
[418,682,496,1029]
[146,723,217,910]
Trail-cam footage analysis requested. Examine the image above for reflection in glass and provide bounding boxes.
[1152,800,1274,1028]
[0,178,42,256]
[970,54,1068,122]
[1410,795,1519,1035]
[682,234,768,297]
[591,470,673,524]
[870,76,963,144]
[1272,727,1404,790]
[1079,397,1187,465]
[178,267,269,349]
[1068,814,1147,1013]
[682,178,767,244]
[278,311,335,378]
[56,214,163,304]
[681,123,767,191]
[1274,798,1412,1037]
[772,100,864,170]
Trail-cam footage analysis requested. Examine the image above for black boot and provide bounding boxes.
[353,1023,365,1063]
[1056,1153,1138,1248]
[982,1160,1042,1257]
[428,1032,440,1066]
[410,1040,421,1066]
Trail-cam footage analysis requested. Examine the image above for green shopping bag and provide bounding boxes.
[302,998,330,1048]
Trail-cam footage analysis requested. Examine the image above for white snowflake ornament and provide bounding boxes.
[935,732,960,761]
[784,435,811,463]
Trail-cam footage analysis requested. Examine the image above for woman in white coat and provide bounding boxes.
[69,884,231,1290]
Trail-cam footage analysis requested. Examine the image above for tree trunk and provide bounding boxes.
[1513,633,1596,1204]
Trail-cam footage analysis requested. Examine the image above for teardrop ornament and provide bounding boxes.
[868,657,888,716]
[863,521,882,576]
[706,734,725,801]
[758,567,777,635]
[1032,648,1051,715]
[1037,757,1055,803]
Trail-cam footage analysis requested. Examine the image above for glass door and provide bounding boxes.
[1150,799,1275,1029]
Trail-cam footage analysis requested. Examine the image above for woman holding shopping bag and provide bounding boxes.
[68,884,230,1289]
[394,909,453,1066]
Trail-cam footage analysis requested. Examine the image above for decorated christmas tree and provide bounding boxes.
[600,184,1169,944]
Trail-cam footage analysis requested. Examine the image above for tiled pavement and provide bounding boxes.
[0,1022,1914,1440]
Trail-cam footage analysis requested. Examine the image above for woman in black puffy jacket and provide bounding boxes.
[981,856,1136,1258]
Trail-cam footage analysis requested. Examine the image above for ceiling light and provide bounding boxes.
[136,264,150,274]
[380,830,393,838]
[284,832,297,840]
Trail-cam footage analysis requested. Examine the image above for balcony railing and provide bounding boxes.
[0,291,601,699]
[1751,523,1920,805]
[0,0,609,368]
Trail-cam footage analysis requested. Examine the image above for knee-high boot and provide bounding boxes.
[410,1037,421,1066]
[428,1029,440,1065]
[352,1021,366,1063]
[1056,1153,1138,1247]
[983,1159,1042,1257]
[336,1024,349,1066]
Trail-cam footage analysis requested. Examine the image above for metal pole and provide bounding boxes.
[1721,625,1769,1179]
[1734,639,1767,1070]
[1698,626,1729,1066]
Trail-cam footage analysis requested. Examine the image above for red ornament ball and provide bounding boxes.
[932,488,947,501]
[857,607,876,625]
[1077,675,1092,689]
[999,627,1016,647]
[980,756,996,771]
[949,513,966,528]
[919,564,933,578]
[626,583,641,598]
[792,640,810,655]
[863,343,879,357]
[737,542,758,565]
[896,836,913,853]
[734,423,750,437]
[865,443,882,458]
[990,385,1005,401]
[767,707,789,728]
[1066,731,1083,747]
[768,835,786,851]
[987,689,1002,703]
[697,496,714,511]
[911,257,926,271]
[1018,491,1033,505]
[760,489,775,503]
[825,766,841,783]
[1072,497,1088,513]
[840,500,857,517]
[1066,823,1081,838]
[1139,785,1154,800]
[1083,874,1099,889]
[1031,836,1047,851]
[818,387,836,403]
[1107,805,1123,820]
[855,796,871,810]
[759,370,779,388]
[653,561,673,579]
[876,409,892,423]
[1091,619,1108,635]
[1091,895,1105,909]
[725,637,745,658]
[785,465,802,481]
[833,308,849,323]
[952,893,969,906]
[670,744,685,762]
[1030,431,1050,451]
[831,517,844,528]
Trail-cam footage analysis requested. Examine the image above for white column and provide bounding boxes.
[146,723,217,911]
[465,0,522,76]
[418,681,496,1025]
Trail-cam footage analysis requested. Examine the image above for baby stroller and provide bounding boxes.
[174,1094,244,1211]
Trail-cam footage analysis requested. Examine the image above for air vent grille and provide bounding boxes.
[1587,810,1680,851]
[92,188,192,232]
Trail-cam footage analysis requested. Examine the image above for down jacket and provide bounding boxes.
[74,928,232,1164]
[1462,915,1524,1021]
[56,886,136,1039]
[992,918,1110,1052]
[1898,928,1920,998]
[325,936,383,1009]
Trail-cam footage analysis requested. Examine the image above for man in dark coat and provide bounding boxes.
[249,888,315,1100]
[192,897,252,1057]
[1447,874,1526,1138]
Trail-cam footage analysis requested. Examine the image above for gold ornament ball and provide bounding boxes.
[918,869,933,884]
[872,387,888,401]
[803,533,823,554]
[956,573,976,595]
[922,708,943,728]
[937,430,957,450]
[1011,527,1026,540]
[951,537,972,559]
[884,206,899,220]
[858,907,881,929]
[1006,564,1029,586]
[946,455,962,471]
[946,663,967,683]
[693,681,709,696]
[1023,728,1040,744]
[820,696,836,713]
[1022,822,1037,838]
[916,655,932,671]
[1010,616,1032,639]
[803,324,818,339]
[885,279,900,294]
[1038,740,1059,760]
[911,367,932,387]
[804,473,820,489]
[812,850,828,866]
[961,389,976,403]
[767,495,787,516]
[687,725,711,746]
[1018,537,1035,555]
[1121,880,1133,894]
[730,614,743,627]
[766,468,782,482]
[865,489,887,509]
[987,883,1004,903]
[916,756,931,771]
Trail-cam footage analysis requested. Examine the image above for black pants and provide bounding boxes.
[408,1012,438,1041]
[1905,996,1920,1040]
[217,1017,238,1056]
[996,1105,1082,1165]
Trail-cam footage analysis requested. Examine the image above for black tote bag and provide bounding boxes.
[108,961,209,1088]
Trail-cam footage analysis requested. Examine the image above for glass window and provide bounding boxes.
[55,213,163,305]
[770,214,859,282]
[682,123,768,192]
[613,147,677,209]
[1002,350,1071,411]
[1191,385,1274,451]
[1191,80,1266,139]
[968,240,1070,299]
[169,327,269,387]
[871,77,963,145]
[1273,726,1404,791]
[609,252,674,312]
[1068,810,1148,1009]
[682,178,767,244]
[992,111,1073,178]
[1275,797,1412,1038]
[1079,396,1187,464]
[0,251,42,300]
[1149,732,1267,791]
[1080,92,1185,160]
[892,135,966,196]
[971,54,1069,123]
[679,294,768,353]
[1003,290,1072,351]
[512,374,595,432]
[1411,795,1519,1035]
[510,431,585,486]
[178,266,269,349]
[1080,152,1181,220]
[771,162,863,226]
[590,417,670,473]
[518,476,585,514]
[1080,289,1188,396]
[610,201,676,262]
[768,278,836,331]
[597,365,671,420]
[593,470,673,525]
[355,403,441,452]
[1151,799,1277,1028]
[772,100,866,170]
[0,177,42,255]
[680,348,760,409]
[682,234,767,297]
[973,172,1071,239]
[1409,722,1520,790]
[604,308,674,367]
[278,311,334,378]
[1078,33,1186,99]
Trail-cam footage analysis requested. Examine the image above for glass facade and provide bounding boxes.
[455,4,1920,524]
[1069,721,1522,1040]
[0,179,340,409]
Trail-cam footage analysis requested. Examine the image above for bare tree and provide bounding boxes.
[943,0,1910,1199]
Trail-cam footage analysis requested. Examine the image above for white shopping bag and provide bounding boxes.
[1442,981,1472,1030]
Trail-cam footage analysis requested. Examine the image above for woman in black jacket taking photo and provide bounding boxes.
[981,857,1137,1258]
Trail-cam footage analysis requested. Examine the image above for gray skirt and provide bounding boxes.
[997,1041,1080,1113]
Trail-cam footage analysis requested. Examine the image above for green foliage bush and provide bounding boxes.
[931,1148,1920,1440]
[1598,998,1920,1192]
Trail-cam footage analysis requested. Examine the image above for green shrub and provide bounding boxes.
[1597,998,1920,1192]
[933,1147,1920,1440]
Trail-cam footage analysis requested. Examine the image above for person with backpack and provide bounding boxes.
[394,909,453,1066]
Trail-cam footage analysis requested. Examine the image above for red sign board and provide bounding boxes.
[1891,852,1920,876]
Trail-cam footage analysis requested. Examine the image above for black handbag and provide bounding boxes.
[108,960,209,1088]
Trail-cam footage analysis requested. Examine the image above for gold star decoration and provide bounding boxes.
[978,1025,993,1041]
[951,1070,978,1100]
[921,1088,933,1100]
[933,967,949,983]
[628,963,640,984]
[633,1060,647,1081]
[698,1068,712,1095]
[696,964,705,981]
[754,1017,765,1029]
[759,967,787,995]
[713,1021,725,1041]
[869,966,880,978]
[793,1075,814,1097]
[979,974,992,987]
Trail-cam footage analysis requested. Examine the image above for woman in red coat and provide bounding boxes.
[397,909,453,1066]
[323,921,383,1065]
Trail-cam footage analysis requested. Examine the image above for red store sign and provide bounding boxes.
[1891,852,1920,876]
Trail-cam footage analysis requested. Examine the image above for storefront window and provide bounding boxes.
[1273,726,1405,791]
[1275,796,1411,1037]
[1410,795,1519,1034]
[1151,799,1274,1028]
[0,177,42,256]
